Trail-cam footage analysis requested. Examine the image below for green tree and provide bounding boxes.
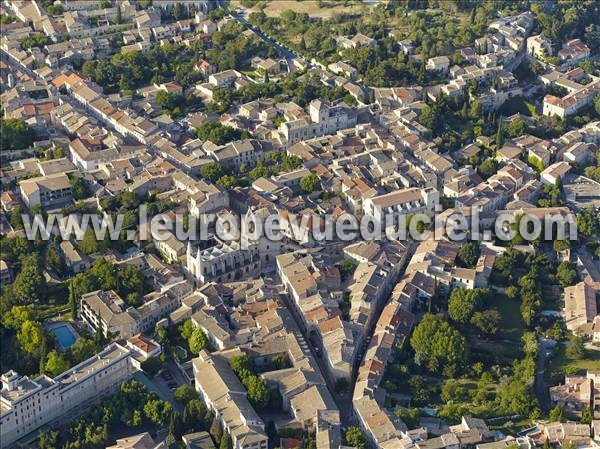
[71,338,97,362]
[410,314,466,376]
[507,119,525,138]
[220,432,232,449]
[9,205,24,230]
[173,2,186,20]
[478,159,497,178]
[39,330,47,375]
[395,407,421,428]
[196,121,247,145]
[183,399,208,433]
[168,411,185,440]
[2,305,33,330]
[553,237,571,253]
[174,384,199,405]
[470,309,501,335]
[250,165,274,179]
[69,176,88,200]
[549,405,566,422]
[19,33,49,49]
[440,379,467,403]
[229,354,252,374]
[0,14,15,24]
[38,430,59,449]
[299,173,321,192]
[495,118,504,149]
[581,406,593,425]
[11,254,46,304]
[217,175,239,190]
[345,426,367,449]
[566,337,585,360]
[584,165,600,183]
[189,328,208,354]
[522,332,539,356]
[245,375,269,409]
[45,350,69,376]
[408,375,432,404]
[199,163,226,182]
[576,207,600,238]
[556,261,577,288]
[457,241,479,267]
[496,378,537,415]
[448,288,485,324]
[79,229,107,255]
[271,354,290,370]
[144,399,173,426]
[180,319,195,340]
[337,259,357,280]
[45,246,66,277]
[17,320,43,355]
[140,356,162,376]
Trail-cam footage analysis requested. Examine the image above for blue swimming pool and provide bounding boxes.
[50,324,78,349]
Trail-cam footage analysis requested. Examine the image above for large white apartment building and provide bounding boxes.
[0,344,135,449]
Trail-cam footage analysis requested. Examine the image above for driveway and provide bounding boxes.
[535,337,556,412]
[135,366,184,412]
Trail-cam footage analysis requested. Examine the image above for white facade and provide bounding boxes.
[362,187,440,230]
[186,240,262,284]
[280,100,356,146]
[0,344,135,449]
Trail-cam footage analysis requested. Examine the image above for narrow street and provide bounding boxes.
[270,274,355,427]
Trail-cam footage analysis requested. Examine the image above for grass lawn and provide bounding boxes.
[488,294,526,343]
[37,304,71,321]
[488,417,534,435]
[499,96,538,117]
[466,294,527,365]
[546,342,600,384]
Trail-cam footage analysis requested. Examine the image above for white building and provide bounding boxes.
[19,173,72,208]
[186,240,262,284]
[279,100,356,147]
[0,344,135,449]
[543,79,600,118]
[362,187,439,229]
[426,56,450,72]
[80,289,182,339]
[540,161,571,185]
[526,34,552,58]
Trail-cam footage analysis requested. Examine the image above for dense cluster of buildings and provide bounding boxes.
[1,1,599,449]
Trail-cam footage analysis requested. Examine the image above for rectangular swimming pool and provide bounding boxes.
[50,324,78,350]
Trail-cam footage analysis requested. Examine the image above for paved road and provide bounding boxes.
[535,337,556,413]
